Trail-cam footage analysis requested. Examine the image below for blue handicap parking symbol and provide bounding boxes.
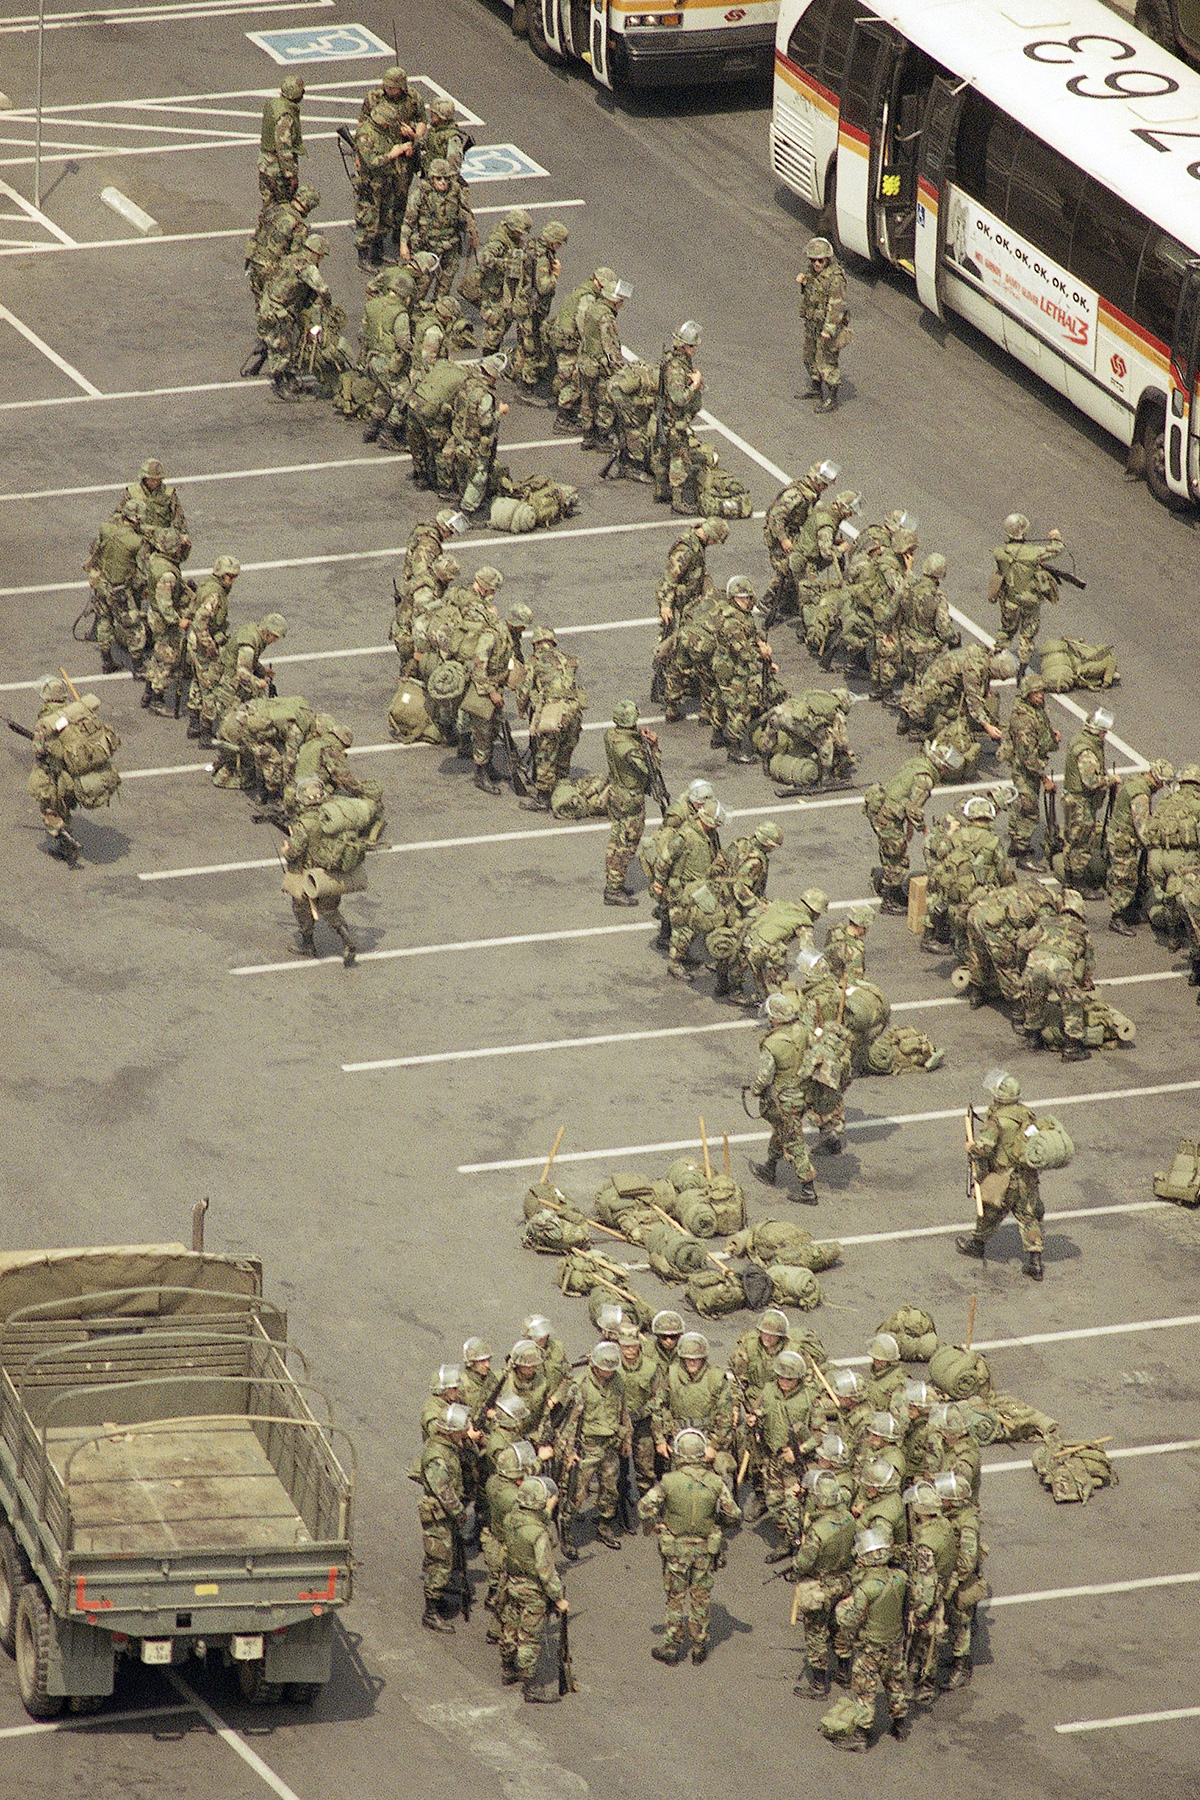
[460,144,550,184]
[247,24,394,65]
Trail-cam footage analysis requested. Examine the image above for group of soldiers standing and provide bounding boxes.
[415,1306,987,1750]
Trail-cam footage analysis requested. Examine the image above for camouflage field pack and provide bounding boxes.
[1153,1139,1200,1205]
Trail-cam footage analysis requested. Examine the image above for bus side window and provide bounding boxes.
[1069,179,1147,319]
[820,0,862,92]
[1005,130,1081,267]
[953,89,1019,216]
[1136,232,1191,352]
[787,0,831,76]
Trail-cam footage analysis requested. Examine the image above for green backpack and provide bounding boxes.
[685,1266,749,1318]
[929,1344,993,1400]
[551,774,610,820]
[875,1306,938,1362]
[1153,1139,1200,1205]
[765,1263,822,1310]
[644,1221,710,1280]
[1019,1115,1075,1171]
[524,1209,593,1254]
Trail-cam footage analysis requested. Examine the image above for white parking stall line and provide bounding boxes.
[982,1437,1200,1477]
[836,1301,1200,1364]
[835,1198,1169,1251]
[0,450,406,505]
[0,375,268,416]
[0,178,76,245]
[343,1018,761,1069]
[169,1674,304,1800]
[122,761,213,780]
[1056,1703,1200,1735]
[0,305,102,396]
[455,1078,1200,1171]
[0,0,331,27]
[0,1702,195,1740]
[990,1569,1200,1608]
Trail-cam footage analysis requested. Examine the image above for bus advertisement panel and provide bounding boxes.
[943,189,1099,369]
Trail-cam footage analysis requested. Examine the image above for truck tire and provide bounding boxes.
[0,1523,32,1657]
[236,1660,284,1705]
[16,1585,62,1719]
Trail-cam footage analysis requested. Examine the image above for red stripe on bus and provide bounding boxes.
[838,119,870,149]
[773,47,838,112]
[917,175,937,206]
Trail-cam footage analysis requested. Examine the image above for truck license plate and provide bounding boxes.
[231,1635,264,1661]
[141,1640,173,1665]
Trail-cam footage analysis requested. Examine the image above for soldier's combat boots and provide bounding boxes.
[331,922,357,967]
[140,680,154,708]
[890,1715,911,1741]
[815,384,839,415]
[713,965,731,998]
[604,886,638,907]
[943,1656,972,1689]
[794,1179,818,1205]
[795,1663,830,1698]
[99,647,117,674]
[53,830,82,868]
[666,957,693,981]
[288,932,317,959]
[691,1643,709,1666]
[595,1520,621,1549]
[1024,1250,1044,1281]
[362,416,383,443]
[956,1234,986,1260]
[651,1642,686,1665]
[1061,1041,1090,1062]
[474,764,501,795]
[1109,913,1135,936]
[422,1603,454,1634]
[750,1158,778,1187]
[186,709,203,739]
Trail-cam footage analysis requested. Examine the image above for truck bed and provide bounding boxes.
[46,1419,315,1556]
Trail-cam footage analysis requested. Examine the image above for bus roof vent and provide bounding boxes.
[1127,98,1200,127]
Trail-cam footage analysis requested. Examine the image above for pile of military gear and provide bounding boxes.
[1038,636,1119,692]
[1152,1138,1200,1206]
[1032,1437,1117,1503]
[724,1217,843,1273]
[556,1248,654,1328]
[550,772,610,818]
[690,444,753,520]
[874,1305,938,1361]
[489,474,580,533]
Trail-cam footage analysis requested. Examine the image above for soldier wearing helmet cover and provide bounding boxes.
[638,1428,741,1665]
[511,220,570,395]
[603,700,656,905]
[796,236,850,413]
[516,623,587,811]
[553,1341,630,1555]
[400,156,477,295]
[142,527,193,715]
[499,1476,569,1695]
[421,92,467,174]
[956,1069,1046,1279]
[1061,709,1120,894]
[651,1332,736,1488]
[653,320,705,513]
[897,549,959,685]
[417,1401,471,1634]
[989,512,1065,669]
[258,75,305,205]
[823,902,873,984]
[549,266,611,428]
[1107,758,1173,934]
[184,556,240,742]
[84,503,150,676]
[574,269,629,449]
[998,667,1060,870]
[476,207,533,354]
[832,1521,910,1749]
[762,459,839,616]
[121,458,189,549]
[1014,886,1096,1063]
[257,232,332,401]
[785,1466,856,1698]
[245,185,320,302]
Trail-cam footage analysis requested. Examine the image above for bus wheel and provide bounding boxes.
[1135,0,1173,47]
[1142,412,1172,506]
[528,0,565,63]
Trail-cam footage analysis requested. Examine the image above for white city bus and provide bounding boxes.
[770,0,1200,504]
[512,0,776,89]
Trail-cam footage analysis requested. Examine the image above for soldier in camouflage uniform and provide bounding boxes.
[185,555,239,741]
[142,527,192,715]
[998,668,1059,869]
[904,1479,959,1706]
[1061,709,1120,896]
[246,186,319,301]
[603,700,656,904]
[865,739,962,913]
[450,353,509,514]
[762,459,838,617]
[989,512,1063,669]
[285,714,383,828]
[654,516,727,722]
[456,566,512,791]
[924,792,1012,957]
[788,487,859,591]
[1107,759,1172,934]
[122,458,190,553]
[898,643,1012,759]
[729,1307,791,1493]
[481,1438,537,1640]
[712,577,775,762]
[961,878,1060,1009]
[823,904,872,984]
[417,1402,470,1632]
[500,1478,568,1694]
[401,158,477,295]
[1015,887,1094,1062]
[897,551,959,685]
[956,1069,1046,1278]
[359,266,418,443]
[616,1321,660,1509]
[939,1469,985,1688]
[786,1468,856,1695]
[516,624,586,811]
[749,991,820,1203]
[639,1428,740,1664]
[606,357,658,479]
[575,271,629,449]
[653,320,704,512]
[652,1333,735,1487]
[654,793,723,973]
[84,502,149,675]
[796,236,850,413]
[281,774,373,965]
[421,93,466,173]
[555,1341,630,1555]
[550,267,607,428]
[476,207,532,354]
[420,1365,463,1440]
[258,232,332,400]
[762,687,856,797]
[510,219,569,395]
[832,1522,910,1749]
[1146,764,1200,945]
[353,68,426,265]
[210,613,287,789]
[258,76,304,206]
[758,1348,813,1525]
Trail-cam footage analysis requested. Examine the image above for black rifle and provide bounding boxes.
[1043,783,1061,853]
[71,598,98,641]
[558,1605,576,1694]
[451,1525,472,1622]
[239,341,268,379]
[264,665,278,699]
[471,1363,510,1434]
[644,735,671,813]
[1045,560,1086,592]
[497,716,530,796]
[615,1452,634,1535]
[1100,778,1117,848]
[4,717,35,741]
[335,124,357,184]
[174,636,190,720]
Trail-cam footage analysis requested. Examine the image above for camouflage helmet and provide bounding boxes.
[429,94,456,119]
[905,1479,941,1515]
[673,1428,707,1464]
[863,1458,901,1492]
[612,699,639,728]
[684,778,716,805]
[678,1331,709,1362]
[37,675,69,703]
[304,232,328,256]
[506,601,533,628]
[479,353,508,379]
[869,1332,900,1366]
[137,457,164,483]
[1019,669,1047,698]
[516,1477,549,1511]
[118,499,142,525]
[802,886,830,917]
[294,775,325,805]
[848,903,874,928]
[505,207,533,233]
[754,821,784,850]
[675,319,701,346]
[462,1337,492,1364]
[699,516,729,543]
[592,266,617,287]
[280,75,305,101]
[867,1412,901,1443]
[590,1340,621,1373]
[542,219,570,246]
[759,1308,790,1339]
[651,1309,685,1339]
[511,1439,539,1474]
[154,526,183,558]
[829,1368,861,1401]
[962,794,996,821]
[523,1315,552,1341]
[260,612,287,639]
[817,1432,849,1466]
[413,250,441,275]
[529,623,557,645]
[983,1067,1020,1101]
[511,1339,543,1370]
[808,459,840,487]
[763,990,800,1024]
[990,650,1019,682]
[211,555,241,579]
[773,1350,806,1381]
[473,564,503,592]
[922,552,947,579]
[431,1363,461,1394]
[1004,512,1029,539]
[431,553,459,582]
[1059,887,1087,918]
[835,489,862,515]
[809,1470,841,1509]
[381,63,407,88]
[855,1522,893,1561]
[434,294,462,322]
[494,1391,530,1426]
[726,575,755,601]
[892,528,919,557]
[616,1321,642,1348]
[427,158,452,180]
[1149,758,1174,784]
[804,236,834,260]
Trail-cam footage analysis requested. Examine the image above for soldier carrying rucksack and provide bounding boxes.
[280,775,381,964]
[25,675,121,867]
